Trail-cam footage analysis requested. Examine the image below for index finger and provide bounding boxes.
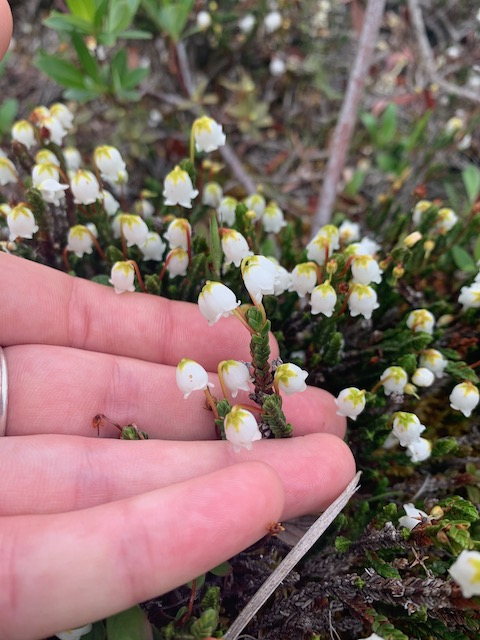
[0,0,12,61]
[0,253,278,369]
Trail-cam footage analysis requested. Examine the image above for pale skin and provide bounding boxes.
[0,5,355,638]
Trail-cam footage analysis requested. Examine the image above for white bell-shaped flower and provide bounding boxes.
[55,623,93,640]
[164,218,191,250]
[219,360,252,398]
[380,366,408,396]
[32,162,60,187]
[349,236,381,257]
[40,114,67,146]
[243,193,266,222]
[273,262,292,295]
[140,232,166,261]
[347,284,379,320]
[12,119,36,149]
[166,248,189,277]
[412,199,433,225]
[0,156,18,186]
[264,10,282,33]
[406,309,435,334]
[289,262,318,298]
[339,220,360,244]
[37,178,69,206]
[35,149,60,166]
[310,281,337,317]
[459,283,480,310]
[411,367,435,388]
[196,10,212,30]
[66,224,94,257]
[274,363,308,395]
[306,232,332,266]
[94,145,127,182]
[202,181,223,208]
[335,387,366,420]
[193,116,226,153]
[224,405,262,452]
[269,56,286,77]
[406,437,432,463]
[238,13,255,34]
[198,281,240,325]
[134,198,155,219]
[64,146,82,172]
[50,103,74,130]
[262,201,287,233]
[101,189,120,216]
[419,349,447,378]
[436,207,458,234]
[351,255,383,285]
[241,254,279,304]
[71,169,102,205]
[221,229,252,267]
[109,261,135,294]
[119,214,149,248]
[7,204,39,241]
[448,550,480,598]
[398,503,430,531]
[163,165,199,208]
[392,411,426,447]
[449,381,479,417]
[217,196,238,226]
[176,358,213,399]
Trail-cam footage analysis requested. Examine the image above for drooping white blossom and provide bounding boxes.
[37,178,69,206]
[347,284,379,320]
[166,247,189,277]
[0,156,18,185]
[196,10,212,30]
[412,199,434,225]
[243,193,266,222]
[12,119,36,149]
[406,437,432,462]
[109,261,135,294]
[436,207,458,234]
[202,181,223,208]
[310,281,337,317]
[117,213,149,248]
[380,366,408,396]
[218,360,252,398]
[94,145,127,183]
[448,550,480,598]
[217,196,238,226]
[176,358,213,399]
[459,283,480,310]
[449,381,479,417]
[269,56,286,77]
[274,363,308,396]
[419,349,447,378]
[264,10,282,33]
[198,281,240,325]
[392,411,426,447]
[238,13,256,34]
[35,149,60,166]
[163,166,199,208]
[221,229,252,267]
[351,255,383,285]
[50,102,74,130]
[7,203,39,241]
[289,262,318,298]
[66,224,95,258]
[32,162,60,188]
[64,146,82,172]
[411,367,435,388]
[193,116,226,153]
[406,309,435,334]
[339,220,361,244]
[71,169,102,205]
[241,254,280,304]
[335,387,366,420]
[262,201,287,233]
[224,405,262,452]
[139,232,166,262]
[101,189,120,216]
[164,218,192,251]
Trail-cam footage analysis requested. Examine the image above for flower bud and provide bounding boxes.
[274,363,308,395]
[219,360,252,398]
[176,358,213,399]
[193,116,226,153]
[335,387,366,420]
[411,367,435,388]
[412,199,433,225]
[198,281,240,325]
[392,411,425,446]
[224,405,262,452]
[449,381,479,417]
[109,261,135,294]
[448,550,480,598]
[403,231,423,248]
[163,165,199,208]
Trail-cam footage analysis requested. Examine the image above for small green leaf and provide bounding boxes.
[0,98,18,134]
[379,103,397,145]
[105,0,141,35]
[71,32,100,81]
[451,245,476,273]
[209,213,222,280]
[210,560,231,577]
[65,0,97,22]
[462,164,480,206]
[35,52,86,89]
[106,605,153,640]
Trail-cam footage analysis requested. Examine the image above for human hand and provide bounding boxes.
[0,0,12,62]
[0,252,355,639]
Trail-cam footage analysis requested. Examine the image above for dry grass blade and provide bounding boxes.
[223,471,362,640]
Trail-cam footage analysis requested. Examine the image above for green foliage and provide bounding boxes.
[106,605,153,640]
[140,0,195,41]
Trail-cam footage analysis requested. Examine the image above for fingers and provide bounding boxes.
[0,433,355,519]
[0,462,284,640]
[7,344,346,439]
[0,253,278,369]
[0,0,12,61]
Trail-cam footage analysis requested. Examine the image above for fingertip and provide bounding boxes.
[0,0,12,61]
[283,386,347,437]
